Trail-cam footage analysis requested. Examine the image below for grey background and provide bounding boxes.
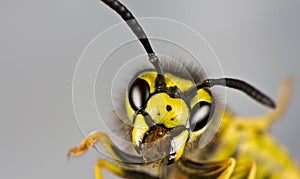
[1,0,300,178]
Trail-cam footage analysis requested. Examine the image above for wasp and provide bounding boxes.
[68,0,300,178]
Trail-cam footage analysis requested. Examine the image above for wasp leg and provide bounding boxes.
[68,131,145,162]
[230,161,256,179]
[169,157,236,179]
[68,131,161,178]
[94,159,159,179]
[234,76,292,129]
[94,159,125,179]
[67,131,106,157]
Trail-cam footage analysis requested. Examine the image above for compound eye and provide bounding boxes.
[189,101,212,132]
[129,78,150,110]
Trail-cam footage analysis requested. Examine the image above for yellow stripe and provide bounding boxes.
[190,88,212,108]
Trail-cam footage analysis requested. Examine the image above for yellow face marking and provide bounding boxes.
[145,93,189,128]
[188,88,213,142]
[172,129,189,162]
[190,88,212,108]
[126,71,195,123]
[132,114,150,149]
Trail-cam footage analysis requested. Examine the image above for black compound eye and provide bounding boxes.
[189,101,212,132]
[128,78,150,111]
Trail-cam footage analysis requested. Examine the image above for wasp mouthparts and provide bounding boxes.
[143,125,168,144]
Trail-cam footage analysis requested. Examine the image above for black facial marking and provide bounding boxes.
[166,105,172,111]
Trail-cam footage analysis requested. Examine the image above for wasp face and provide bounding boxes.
[126,70,213,163]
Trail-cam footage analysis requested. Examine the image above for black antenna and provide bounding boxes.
[196,78,276,108]
[100,0,164,76]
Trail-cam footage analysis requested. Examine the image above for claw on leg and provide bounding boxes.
[67,138,90,157]
[67,131,105,158]
[67,130,144,163]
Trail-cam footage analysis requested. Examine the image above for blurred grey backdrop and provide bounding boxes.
[1,0,300,178]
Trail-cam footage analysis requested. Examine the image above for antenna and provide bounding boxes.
[197,78,276,108]
[100,0,164,76]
